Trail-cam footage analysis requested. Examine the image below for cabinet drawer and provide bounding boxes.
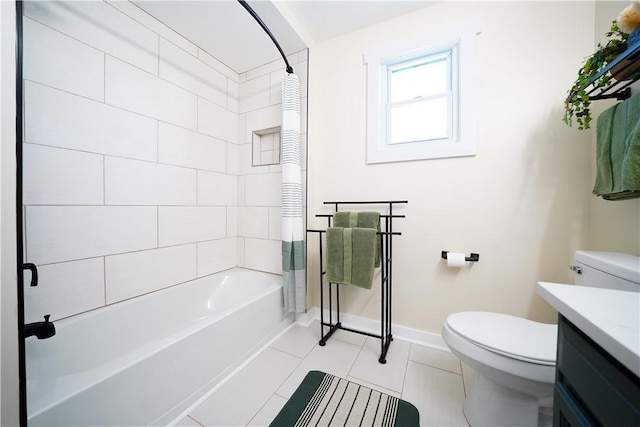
[557,316,640,426]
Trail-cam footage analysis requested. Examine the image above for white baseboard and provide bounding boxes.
[300,306,449,352]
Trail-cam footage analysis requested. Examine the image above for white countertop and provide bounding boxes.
[537,282,640,376]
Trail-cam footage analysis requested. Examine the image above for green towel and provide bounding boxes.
[593,92,640,200]
[326,227,377,289]
[333,212,380,267]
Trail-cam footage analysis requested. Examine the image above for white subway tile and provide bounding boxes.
[244,238,281,274]
[198,171,237,206]
[23,144,104,206]
[197,98,238,144]
[238,143,263,176]
[244,104,281,145]
[24,258,105,323]
[198,49,238,82]
[261,150,275,165]
[268,161,283,174]
[270,70,283,107]
[244,173,282,207]
[237,237,245,268]
[269,207,282,240]
[227,79,239,113]
[24,17,104,101]
[245,59,282,81]
[238,207,269,239]
[105,157,196,206]
[197,238,238,277]
[106,56,197,129]
[24,81,157,161]
[158,122,226,172]
[105,244,197,304]
[159,38,227,106]
[227,143,239,175]
[238,113,247,145]
[158,207,226,247]
[239,74,271,113]
[26,206,157,265]
[24,0,158,74]
[237,177,246,206]
[106,1,198,57]
[227,206,238,237]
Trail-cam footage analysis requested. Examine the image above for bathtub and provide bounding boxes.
[26,268,293,426]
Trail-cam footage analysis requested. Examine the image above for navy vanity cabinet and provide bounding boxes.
[553,315,640,427]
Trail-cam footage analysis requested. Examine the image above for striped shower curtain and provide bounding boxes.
[281,73,306,313]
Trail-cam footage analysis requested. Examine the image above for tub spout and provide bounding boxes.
[25,315,56,339]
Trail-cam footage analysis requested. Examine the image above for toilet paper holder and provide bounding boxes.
[441,251,480,262]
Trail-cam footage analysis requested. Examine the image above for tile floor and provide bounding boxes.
[176,320,473,427]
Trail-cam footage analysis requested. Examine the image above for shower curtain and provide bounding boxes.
[281,73,306,313]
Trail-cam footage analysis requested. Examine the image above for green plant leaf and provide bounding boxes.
[563,20,628,130]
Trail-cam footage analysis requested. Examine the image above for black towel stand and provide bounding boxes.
[307,200,407,364]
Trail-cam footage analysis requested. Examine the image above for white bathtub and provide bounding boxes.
[26,268,293,426]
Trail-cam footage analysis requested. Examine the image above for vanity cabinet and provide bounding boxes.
[553,315,640,426]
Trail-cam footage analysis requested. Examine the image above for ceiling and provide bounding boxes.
[132,0,436,73]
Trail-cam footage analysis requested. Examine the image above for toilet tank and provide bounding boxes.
[572,251,640,292]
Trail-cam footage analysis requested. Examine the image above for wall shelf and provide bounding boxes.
[587,39,640,101]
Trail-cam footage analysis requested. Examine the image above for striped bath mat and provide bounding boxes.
[270,371,419,427]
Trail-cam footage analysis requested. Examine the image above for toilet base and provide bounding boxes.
[463,374,551,427]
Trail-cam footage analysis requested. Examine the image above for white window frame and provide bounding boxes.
[365,23,479,164]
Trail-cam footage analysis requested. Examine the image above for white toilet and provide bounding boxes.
[442,251,640,427]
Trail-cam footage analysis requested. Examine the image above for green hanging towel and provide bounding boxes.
[593,92,640,200]
[333,212,381,267]
[326,227,378,289]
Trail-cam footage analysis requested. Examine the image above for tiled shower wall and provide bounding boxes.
[22,1,307,323]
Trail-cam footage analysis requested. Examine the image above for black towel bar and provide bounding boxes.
[307,200,407,364]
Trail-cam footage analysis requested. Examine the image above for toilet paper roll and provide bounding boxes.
[447,252,466,268]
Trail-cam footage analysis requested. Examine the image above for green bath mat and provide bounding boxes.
[270,370,420,427]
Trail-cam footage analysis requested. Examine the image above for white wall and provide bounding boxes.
[306,1,596,334]
[1,2,20,425]
[22,0,307,323]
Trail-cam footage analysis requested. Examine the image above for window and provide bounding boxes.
[387,48,456,145]
[365,23,479,164]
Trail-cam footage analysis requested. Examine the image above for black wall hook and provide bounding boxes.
[441,251,480,262]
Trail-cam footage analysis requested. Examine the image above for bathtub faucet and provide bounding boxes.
[25,315,56,339]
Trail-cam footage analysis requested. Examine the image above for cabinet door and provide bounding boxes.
[553,382,596,427]
[555,316,640,426]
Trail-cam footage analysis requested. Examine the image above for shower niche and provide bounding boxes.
[252,126,281,167]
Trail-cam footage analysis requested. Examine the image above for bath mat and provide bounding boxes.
[269,371,419,427]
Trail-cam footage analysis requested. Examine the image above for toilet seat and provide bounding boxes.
[446,311,557,365]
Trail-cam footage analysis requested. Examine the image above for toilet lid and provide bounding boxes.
[446,312,557,365]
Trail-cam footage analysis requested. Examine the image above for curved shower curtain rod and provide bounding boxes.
[238,0,294,74]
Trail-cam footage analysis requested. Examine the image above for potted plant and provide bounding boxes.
[563,20,628,130]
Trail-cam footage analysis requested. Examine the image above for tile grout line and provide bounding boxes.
[400,343,413,397]
[410,358,465,377]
